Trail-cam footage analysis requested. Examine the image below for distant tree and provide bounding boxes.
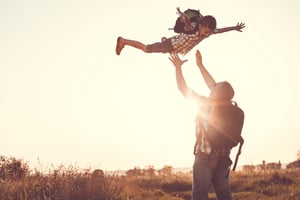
[157,165,173,176]
[266,161,281,170]
[262,160,266,171]
[126,167,143,177]
[242,165,255,172]
[144,165,155,177]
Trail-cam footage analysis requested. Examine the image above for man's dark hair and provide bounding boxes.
[201,15,217,30]
[210,81,234,101]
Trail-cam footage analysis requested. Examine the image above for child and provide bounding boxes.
[116,7,245,56]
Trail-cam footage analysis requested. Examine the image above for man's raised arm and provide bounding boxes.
[195,50,216,90]
[169,53,202,101]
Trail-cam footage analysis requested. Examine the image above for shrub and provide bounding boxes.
[0,156,29,181]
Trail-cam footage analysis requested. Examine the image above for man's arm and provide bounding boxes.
[214,22,246,34]
[169,53,204,101]
[195,50,216,90]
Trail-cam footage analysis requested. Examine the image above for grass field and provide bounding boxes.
[1,156,300,200]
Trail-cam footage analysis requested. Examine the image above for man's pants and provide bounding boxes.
[192,152,233,200]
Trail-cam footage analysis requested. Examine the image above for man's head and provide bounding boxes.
[198,15,217,39]
[210,81,234,101]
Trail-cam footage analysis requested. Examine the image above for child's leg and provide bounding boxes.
[116,37,173,55]
[116,37,147,55]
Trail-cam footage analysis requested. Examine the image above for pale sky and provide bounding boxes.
[1,0,300,171]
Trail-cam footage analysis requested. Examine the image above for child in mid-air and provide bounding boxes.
[116,7,245,56]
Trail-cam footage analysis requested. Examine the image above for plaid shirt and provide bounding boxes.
[194,105,213,154]
[170,32,203,55]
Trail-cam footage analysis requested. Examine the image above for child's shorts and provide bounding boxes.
[146,38,174,53]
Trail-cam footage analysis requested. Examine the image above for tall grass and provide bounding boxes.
[230,169,300,200]
[1,156,300,200]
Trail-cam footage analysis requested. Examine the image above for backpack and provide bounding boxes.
[205,101,244,170]
[172,9,203,34]
[206,101,244,149]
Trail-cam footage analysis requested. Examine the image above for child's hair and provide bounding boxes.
[201,15,217,30]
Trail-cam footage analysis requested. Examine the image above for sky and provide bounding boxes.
[0,0,300,171]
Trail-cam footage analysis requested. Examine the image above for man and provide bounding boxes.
[169,50,243,200]
[116,8,245,56]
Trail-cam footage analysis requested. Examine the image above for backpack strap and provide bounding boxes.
[231,101,244,171]
[232,137,244,171]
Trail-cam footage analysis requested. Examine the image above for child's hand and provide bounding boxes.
[176,7,183,16]
[196,50,203,66]
[236,22,246,32]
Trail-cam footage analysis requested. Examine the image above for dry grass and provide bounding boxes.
[1,156,300,200]
[230,169,300,200]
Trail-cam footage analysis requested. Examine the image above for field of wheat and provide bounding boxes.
[1,156,300,200]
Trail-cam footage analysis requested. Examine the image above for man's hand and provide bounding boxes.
[235,22,246,32]
[169,53,188,68]
[195,50,203,67]
[195,49,217,89]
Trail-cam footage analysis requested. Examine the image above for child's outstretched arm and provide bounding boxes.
[214,22,246,34]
